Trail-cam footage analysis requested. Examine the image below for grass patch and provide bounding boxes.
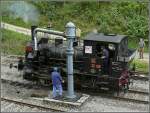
[132,59,149,74]
[1,29,31,55]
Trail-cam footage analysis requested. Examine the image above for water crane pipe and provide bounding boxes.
[33,28,65,51]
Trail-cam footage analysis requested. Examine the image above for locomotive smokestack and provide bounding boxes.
[31,26,37,40]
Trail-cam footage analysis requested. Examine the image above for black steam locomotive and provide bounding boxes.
[18,26,136,93]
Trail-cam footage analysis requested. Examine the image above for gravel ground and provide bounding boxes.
[1,56,149,112]
[130,79,149,92]
[1,82,79,112]
[1,65,34,85]
[123,91,148,101]
[79,96,148,112]
[1,81,149,112]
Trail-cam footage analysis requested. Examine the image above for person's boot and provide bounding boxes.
[57,95,63,99]
[53,96,59,100]
[52,97,56,99]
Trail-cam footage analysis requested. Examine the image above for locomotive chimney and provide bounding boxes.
[31,26,37,40]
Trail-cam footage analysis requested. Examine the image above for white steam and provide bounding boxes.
[8,1,39,23]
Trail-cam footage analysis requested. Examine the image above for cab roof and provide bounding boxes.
[84,32,127,43]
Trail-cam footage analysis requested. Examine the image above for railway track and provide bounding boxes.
[81,87,149,105]
[131,74,149,81]
[1,78,149,105]
[111,95,149,105]
[129,89,149,95]
[1,97,64,112]
[115,89,149,104]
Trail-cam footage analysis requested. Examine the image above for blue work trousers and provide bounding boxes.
[52,84,63,98]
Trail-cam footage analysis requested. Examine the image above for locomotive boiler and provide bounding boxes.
[18,25,136,94]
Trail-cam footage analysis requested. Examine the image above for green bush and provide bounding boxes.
[132,59,149,73]
[1,1,149,51]
[2,1,149,39]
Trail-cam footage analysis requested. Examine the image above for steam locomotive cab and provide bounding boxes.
[82,33,136,92]
[83,33,132,75]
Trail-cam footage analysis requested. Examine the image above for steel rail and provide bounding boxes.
[1,97,64,112]
[111,95,149,104]
[81,88,149,104]
[1,78,149,105]
[128,89,149,95]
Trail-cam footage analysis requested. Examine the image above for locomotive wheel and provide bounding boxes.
[23,71,34,80]
[34,79,51,87]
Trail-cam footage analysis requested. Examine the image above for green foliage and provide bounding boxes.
[116,2,149,38]
[2,1,149,39]
[1,29,30,55]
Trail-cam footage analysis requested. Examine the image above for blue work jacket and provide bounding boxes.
[51,71,62,86]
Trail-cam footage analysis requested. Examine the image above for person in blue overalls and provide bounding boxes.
[101,46,109,74]
[51,67,63,98]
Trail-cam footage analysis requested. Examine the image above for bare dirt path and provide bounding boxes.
[1,22,64,39]
[135,51,149,62]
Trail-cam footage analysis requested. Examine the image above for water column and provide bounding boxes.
[65,22,76,98]
[33,22,76,98]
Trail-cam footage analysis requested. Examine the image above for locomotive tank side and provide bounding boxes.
[48,43,83,60]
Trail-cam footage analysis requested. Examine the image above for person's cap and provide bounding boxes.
[53,67,58,71]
